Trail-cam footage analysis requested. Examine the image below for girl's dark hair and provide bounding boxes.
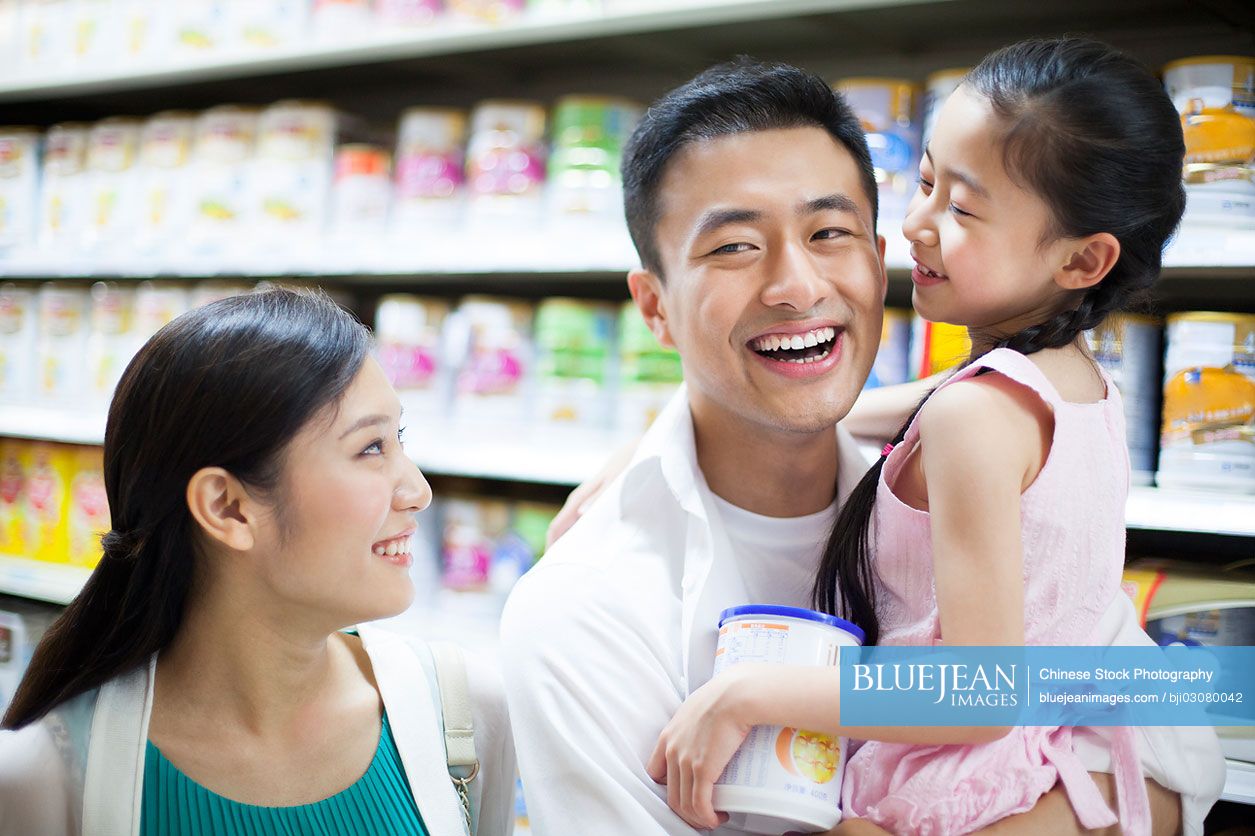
[814,38,1186,644]
[3,288,371,729]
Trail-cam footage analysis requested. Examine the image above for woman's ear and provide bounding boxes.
[1054,232,1121,291]
[186,467,257,552]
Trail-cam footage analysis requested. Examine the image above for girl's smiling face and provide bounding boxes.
[902,84,1086,340]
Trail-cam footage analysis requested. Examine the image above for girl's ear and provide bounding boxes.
[1054,232,1120,291]
[186,467,257,552]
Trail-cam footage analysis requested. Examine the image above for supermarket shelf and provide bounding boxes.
[0,404,611,484]
[1125,486,1255,538]
[0,404,108,446]
[1223,759,1255,806]
[0,222,642,280]
[411,425,618,485]
[0,224,1250,283]
[5,404,1255,532]
[0,0,923,103]
[1162,226,1255,272]
[0,554,92,605]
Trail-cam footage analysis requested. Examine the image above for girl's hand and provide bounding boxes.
[646,664,766,830]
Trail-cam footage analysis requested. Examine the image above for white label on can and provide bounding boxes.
[713,619,849,819]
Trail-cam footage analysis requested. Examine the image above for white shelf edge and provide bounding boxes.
[411,429,616,486]
[0,404,108,445]
[1125,485,1255,538]
[1222,758,1255,806]
[0,0,925,102]
[0,554,92,605]
[2,406,1254,533]
[0,221,1249,281]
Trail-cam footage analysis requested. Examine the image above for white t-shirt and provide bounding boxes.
[710,493,837,608]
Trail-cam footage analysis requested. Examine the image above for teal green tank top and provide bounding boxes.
[140,713,428,836]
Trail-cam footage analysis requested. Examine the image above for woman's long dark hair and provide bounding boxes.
[3,288,370,729]
[813,38,1186,644]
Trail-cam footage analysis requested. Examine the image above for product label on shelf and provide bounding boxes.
[378,343,438,390]
[0,440,27,556]
[396,151,464,200]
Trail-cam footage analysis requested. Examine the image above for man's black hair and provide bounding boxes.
[621,57,878,276]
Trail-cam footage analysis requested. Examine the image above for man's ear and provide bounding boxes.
[628,268,676,349]
[876,233,889,299]
[1054,232,1120,292]
[186,467,257,553]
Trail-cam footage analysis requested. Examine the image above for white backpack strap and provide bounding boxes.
[428,641,479,834]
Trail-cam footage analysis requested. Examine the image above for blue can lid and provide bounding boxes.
[719,605,865,644]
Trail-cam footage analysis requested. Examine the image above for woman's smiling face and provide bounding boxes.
[249,357,433,629]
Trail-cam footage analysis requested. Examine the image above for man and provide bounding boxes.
[500,59,1218,835]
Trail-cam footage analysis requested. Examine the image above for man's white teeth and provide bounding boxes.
[751,326,836,352]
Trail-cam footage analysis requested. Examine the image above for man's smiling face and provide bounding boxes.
[635,126,886,438]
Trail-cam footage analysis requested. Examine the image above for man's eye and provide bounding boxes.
[711,242,754,256]
[813,228,852,241]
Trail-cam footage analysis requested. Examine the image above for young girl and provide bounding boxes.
[647,38,1218,835]
[0,289,515,835]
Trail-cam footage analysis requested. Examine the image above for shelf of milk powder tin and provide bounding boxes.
[0,223,641,280]
[0,223,1250,283]
[1163,228,1255,272]
[0,404,612,485]
[0,554,92,605]
[4,406,1255,522]
[1223,759,1255,806]
[1124,486,1255,538]
[0,0,910,102]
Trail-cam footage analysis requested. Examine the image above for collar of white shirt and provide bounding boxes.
[610,383,872,693]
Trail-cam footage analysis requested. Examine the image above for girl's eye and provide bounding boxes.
[362,439,384,456]
[949,203,972,218]
[710,242,754,256]
[917,176,934,194]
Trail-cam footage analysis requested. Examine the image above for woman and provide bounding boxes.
[0,288,514,836]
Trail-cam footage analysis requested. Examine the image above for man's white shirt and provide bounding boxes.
[499,384,1224,836]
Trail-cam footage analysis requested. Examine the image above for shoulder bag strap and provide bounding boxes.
[428,641,479,834]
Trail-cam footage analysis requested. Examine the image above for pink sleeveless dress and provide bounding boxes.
[840,348,1151,835]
